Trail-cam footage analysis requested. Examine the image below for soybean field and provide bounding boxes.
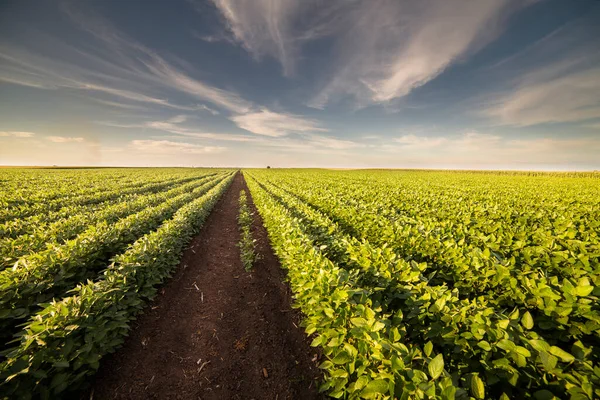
[245,169,600,400]
[0,168,235,397]
[0,168,599,400]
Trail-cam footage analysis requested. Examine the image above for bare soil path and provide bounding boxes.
[91,172,323,400]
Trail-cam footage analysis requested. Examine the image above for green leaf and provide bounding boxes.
[533,390,556,400]
[428,354,444,380]
[521,311,534,330]
[350,317,369,327]
[549,346,575,363]
[360,379,389,398]
[497,339,516,352]
[372,321,386,331]
[528,339,550,353]
[53,361,70,368]
[470,374,485,400]
[575,285,594,297]
[424,341,433,357]
[515,346,531,358]
[331,351,353,365]
[539,351,558,371]
[477,341,492,352]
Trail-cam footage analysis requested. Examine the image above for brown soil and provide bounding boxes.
[90,172,323,400]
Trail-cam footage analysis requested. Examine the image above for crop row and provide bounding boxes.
[0,174,228,347]
[0,171,220,223]
[0,168,211,208]
[0,173,234,398]
[0,171,221,238]
[245,170,600,400]
[262,177,600,348]
[0,173,225,269]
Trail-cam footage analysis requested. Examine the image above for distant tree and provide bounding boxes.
[267,166,271,169]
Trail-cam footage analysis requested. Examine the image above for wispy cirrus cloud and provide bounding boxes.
[230,108,327,137]
[46,136,85,143]
[98,113,353,151]
[310,0,525,108]
[208,0,524,107]
[482,21,600,126]
[130,139,225,155]
[0,3,252,115]
[0,131,35,138]
[1,2,327,141]
[485,67,600,126]
[381,132,600,168]
[97,117,256,142]
[209,0,305,76]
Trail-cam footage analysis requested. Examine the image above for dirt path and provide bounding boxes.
[91,172,323,400]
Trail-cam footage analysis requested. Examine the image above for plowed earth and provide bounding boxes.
[91,173,323,399]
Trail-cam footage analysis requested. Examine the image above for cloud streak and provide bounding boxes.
[130,140,225,155]
[209,0,522,107]
[230,108,327,137]
[482,21,600,127]
[46,136,85,143]
[0,131,35,138]
[209,0,307,76]
[382,132,600,168]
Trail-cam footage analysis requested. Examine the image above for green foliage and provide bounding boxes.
[237,189,259,271]
[245,169,600,400]
[0,172,234,398]
[0,174,227,344]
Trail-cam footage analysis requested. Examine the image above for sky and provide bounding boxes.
[0,0,599,169]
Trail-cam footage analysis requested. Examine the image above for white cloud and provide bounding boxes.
[46,136,85,143]
[210,0,306,76]
[310,0,521,108]
[230,108,327,137]
[301,133,358,150]
[1,2,332,155]
[394,134,448,149]
[480,19,600,127]
[484,63,600,126]
[197,104,220,115]
[0,5,252,114]
[130,140,225,155]
[166,115,187,124]
[96,118,257,142]
[139,55,252,113]
[381,132,600,168]
[0,131,35,138]
[209,0,522,107]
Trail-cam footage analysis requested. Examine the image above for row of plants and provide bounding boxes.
[237,189,259,271]
[1,168,213,209]
[246,171,600,399]
[0,171,220,238]
[0,173,225,269]
[0,171,218,223]
[0,174,228,346]
[0,173,235,399]
[262,173,600,347]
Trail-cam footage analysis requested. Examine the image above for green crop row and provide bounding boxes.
[0,168,215,209]
[0,174,227,346]
[237,189,258,271]
[0,171,219,224]
[0,173,225,269]
[246,170,600,400]
[263,177,600,348]
[0,172,234,399]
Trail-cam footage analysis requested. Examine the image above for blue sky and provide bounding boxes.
[0,0,599,169]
